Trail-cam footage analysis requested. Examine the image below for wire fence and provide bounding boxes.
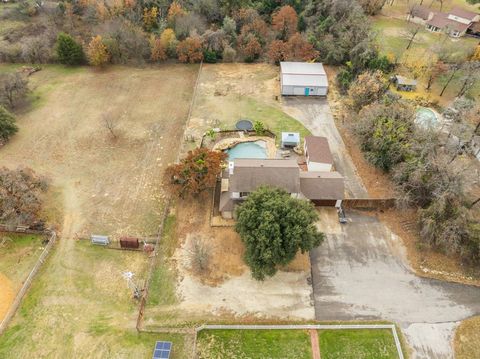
[0,229,57,335]
[136,61,204,331]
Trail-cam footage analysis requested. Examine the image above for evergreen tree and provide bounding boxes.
[56,33,85,65]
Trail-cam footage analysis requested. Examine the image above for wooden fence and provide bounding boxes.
[0,229,56,335]
[342,198,396,210]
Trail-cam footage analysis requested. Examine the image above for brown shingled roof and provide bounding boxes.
[300,171,345,200]
[410,5,434,20]
[427,13,471,32]
[229,159,300,193]
[305,136,334,164]
[449,6,478,21]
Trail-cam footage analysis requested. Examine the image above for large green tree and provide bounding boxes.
[0,105,18,144]
[56,33,85,65]
[235,186,324,280]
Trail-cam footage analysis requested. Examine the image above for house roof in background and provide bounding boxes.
[449,6,478,21]
[427,13,471,32]
[304,136,334,164]
[300,171,345,200]
[410,5,434,20]
[229,159,300,193]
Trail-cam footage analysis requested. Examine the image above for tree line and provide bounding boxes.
[0,0,390,71]
[345,70,480,264]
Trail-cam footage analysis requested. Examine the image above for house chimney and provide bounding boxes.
[228,161,234,175]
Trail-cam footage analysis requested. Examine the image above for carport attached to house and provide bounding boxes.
[280,62,329,96]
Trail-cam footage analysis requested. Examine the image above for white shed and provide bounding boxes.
[304,136,333,172]
[280,62,328,96]
[281,132,300,148]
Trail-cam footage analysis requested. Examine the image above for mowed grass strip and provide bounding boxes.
[318,329,399,359]
[196,329,312,359]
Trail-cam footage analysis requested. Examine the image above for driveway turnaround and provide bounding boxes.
[285,97,480,358]
[311,212,480,358]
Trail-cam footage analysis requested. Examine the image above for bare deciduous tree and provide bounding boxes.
[188,236,212,274]
[0,167,48,226]
[0,73,29,109]
[403,25,421,50]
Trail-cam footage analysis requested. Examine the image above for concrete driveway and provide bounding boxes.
[311,211,480,358]
[283,97,480,358]
[282,97,367,198]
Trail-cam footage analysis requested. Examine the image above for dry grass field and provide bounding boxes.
[0,64,198,358]
[455,315,480,359]
[186,63,311,148]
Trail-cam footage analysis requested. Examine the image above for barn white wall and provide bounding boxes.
[281,85,328,96]
[307,161,332,172]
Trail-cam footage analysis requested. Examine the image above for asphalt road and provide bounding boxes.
[311,211,480,358]
[284,97,480,359]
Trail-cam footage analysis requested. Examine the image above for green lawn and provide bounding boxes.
[196,330,312,359]
[225,97,311,144]
[318,329,399,359]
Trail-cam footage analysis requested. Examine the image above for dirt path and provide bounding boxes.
[0,273,14,322]
[309,329,321,359]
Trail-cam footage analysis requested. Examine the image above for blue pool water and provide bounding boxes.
[226,141,267,160]
[416,107,439,128]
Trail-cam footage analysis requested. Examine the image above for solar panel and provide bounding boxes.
[152,341,172,359]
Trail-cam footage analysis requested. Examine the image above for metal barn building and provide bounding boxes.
[280,62,328,96]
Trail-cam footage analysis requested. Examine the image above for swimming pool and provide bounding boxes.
[226,141,267,160]
[416,107,439,128]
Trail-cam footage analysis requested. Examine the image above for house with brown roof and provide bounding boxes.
[407,5,436,24]
[407,5,479,37]
[219,157,345,219]
[304,136,334,172]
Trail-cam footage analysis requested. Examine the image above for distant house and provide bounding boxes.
[448,7,480,25]
[408,5,479,38]
[219,159,344,218]
[280,62,328,96]
[426,12,471,37]
[304,136,334,172]
[468,21,480,37]
[393,75,417,92]
[408,5,436,24]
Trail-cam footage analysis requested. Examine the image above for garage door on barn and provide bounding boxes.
[280,62,329,97]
